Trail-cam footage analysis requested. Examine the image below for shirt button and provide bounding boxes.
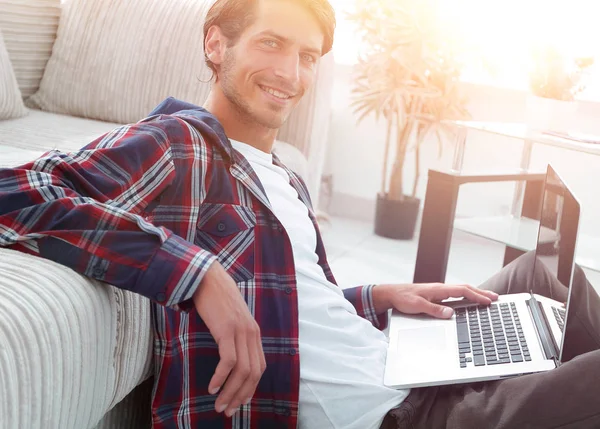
[156,292,166,302]
[92,266,104,277]
[277,225,284,233]
[283,408,291,417]
[289,348,296,356]
[284,287,293,295]
[217,222,226,232]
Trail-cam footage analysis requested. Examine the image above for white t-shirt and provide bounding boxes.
[231,141,408,429]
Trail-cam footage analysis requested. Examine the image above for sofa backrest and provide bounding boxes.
[0,0,61,98]
[23,0,334,204]
[28,0,215,124]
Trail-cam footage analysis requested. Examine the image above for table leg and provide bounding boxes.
[451,127,468,172]
[503,246,526,267]
[413,171,460,283]
[511,138,535,216]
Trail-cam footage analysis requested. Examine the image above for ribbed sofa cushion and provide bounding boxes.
[0,108,120,151]
[0,30,27,119]
[27,0,215,124]
[0,0,61,98]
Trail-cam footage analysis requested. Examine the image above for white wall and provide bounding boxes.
[324,62,600,239]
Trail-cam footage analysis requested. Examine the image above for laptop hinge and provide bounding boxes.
[526,293,559,362]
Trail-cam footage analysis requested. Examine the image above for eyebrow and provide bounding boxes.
[257,30,322,56]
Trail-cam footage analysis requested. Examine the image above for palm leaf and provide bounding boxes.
[348,0,470,198]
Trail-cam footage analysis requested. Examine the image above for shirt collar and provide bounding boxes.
[148,97,236,163]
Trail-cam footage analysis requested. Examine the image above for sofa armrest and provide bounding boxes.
[0,248,152,429]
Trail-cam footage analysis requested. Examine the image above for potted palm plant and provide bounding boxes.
[527,46,594,131]
[348,0,471,239]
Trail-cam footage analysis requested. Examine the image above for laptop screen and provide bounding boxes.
[531,165,580,363]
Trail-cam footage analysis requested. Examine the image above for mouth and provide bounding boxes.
[258,84,294,101]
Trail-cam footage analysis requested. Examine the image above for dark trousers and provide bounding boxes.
[381,252,600,429]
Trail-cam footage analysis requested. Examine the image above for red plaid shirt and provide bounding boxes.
[0,98,387,428]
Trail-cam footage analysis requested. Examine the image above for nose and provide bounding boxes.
[273,51,300,85]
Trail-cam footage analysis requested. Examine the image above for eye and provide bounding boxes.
[301,53,316,64]
[262,39,279,48]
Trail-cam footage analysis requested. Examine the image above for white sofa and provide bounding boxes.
[0,0,334,427]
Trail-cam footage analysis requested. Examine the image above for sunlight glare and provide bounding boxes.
[333,0,599,89]
[440,0,598,58]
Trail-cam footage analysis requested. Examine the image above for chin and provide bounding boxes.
[254,111,289,129]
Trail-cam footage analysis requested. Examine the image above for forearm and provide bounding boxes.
[0,115,215,309]
[34,226,217,310]
[0,189,217,309]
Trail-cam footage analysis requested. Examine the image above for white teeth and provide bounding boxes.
[261,85,290,99]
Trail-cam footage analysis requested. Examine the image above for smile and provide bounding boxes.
[259,85,293,100]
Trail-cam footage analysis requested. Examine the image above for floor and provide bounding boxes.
[320,216,600,294]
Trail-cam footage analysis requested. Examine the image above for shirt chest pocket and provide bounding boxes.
[195,203,256,283]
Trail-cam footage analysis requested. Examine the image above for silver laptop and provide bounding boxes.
[384,165,581,388]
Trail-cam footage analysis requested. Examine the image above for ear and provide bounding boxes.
[204,25,227,66]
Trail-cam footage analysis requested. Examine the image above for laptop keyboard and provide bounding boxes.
[552,306,566,332]
[456,303,531,368]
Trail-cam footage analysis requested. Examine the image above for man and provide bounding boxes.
[0,0,599,428]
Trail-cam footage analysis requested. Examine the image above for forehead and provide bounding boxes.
[245,0,324,52]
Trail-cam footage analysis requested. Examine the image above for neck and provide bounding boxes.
[203,88,277,153]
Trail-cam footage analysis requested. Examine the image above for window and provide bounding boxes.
[330,0,599,97]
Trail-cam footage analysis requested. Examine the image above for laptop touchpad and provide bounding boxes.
[397,326,448,354]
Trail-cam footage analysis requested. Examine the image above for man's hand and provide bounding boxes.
[372,283,499,319]
[192,261,266,417]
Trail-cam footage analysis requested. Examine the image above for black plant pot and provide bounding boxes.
[374,193,421,240]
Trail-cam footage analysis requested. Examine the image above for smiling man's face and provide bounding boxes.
[214,0,324,129]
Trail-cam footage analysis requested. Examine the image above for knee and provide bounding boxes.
[572,264,596,295]
[479,250,538,294]
[509,250,548,288]
[520,250,537,264]
[508,250,537,273]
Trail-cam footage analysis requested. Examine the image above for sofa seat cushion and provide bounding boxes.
[0,144,44,167]
[0,108,311,184]
[0,247,153,429]
[0,108,121,154]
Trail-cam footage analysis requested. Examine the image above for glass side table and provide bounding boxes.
[413,121,600,284]
[450,121,600,217]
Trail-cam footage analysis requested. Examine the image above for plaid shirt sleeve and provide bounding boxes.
[0,116,217,311]
[343,285,389,330]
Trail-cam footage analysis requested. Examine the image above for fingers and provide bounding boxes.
[475,287,499,301]
[215,333,251,416]
[224,325,265,418]
[195,262,266,418]
[421,284,500,319]
[229,327,265,413]
[415,296,455,319]
[455,285,494,305]
[209,335,236,399]
[464,286,498,305]
[429,284,498,304]
[257,326,267,381]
